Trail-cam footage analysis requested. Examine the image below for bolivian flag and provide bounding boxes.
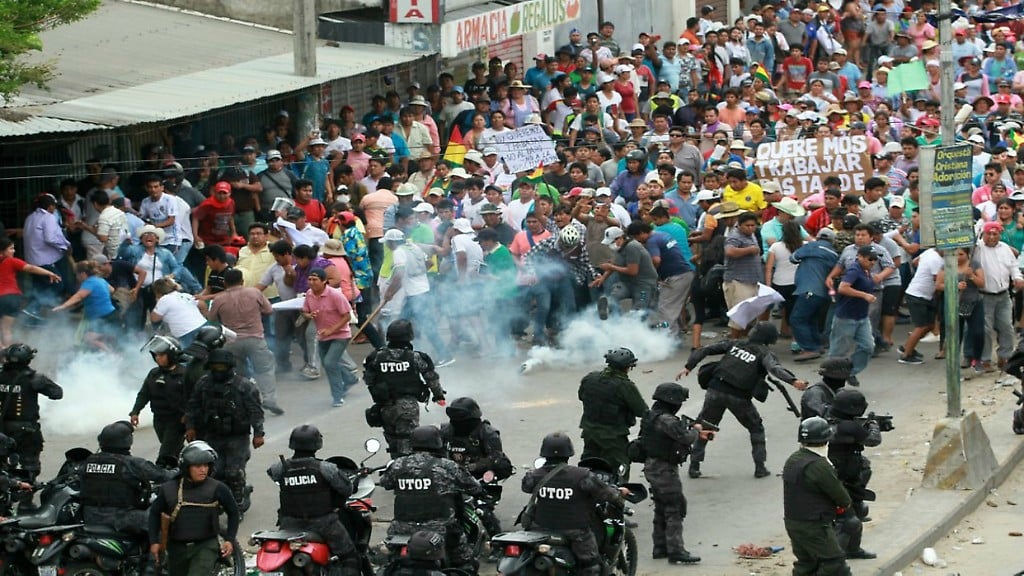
[443,125,467,165]
[751,63,771,85]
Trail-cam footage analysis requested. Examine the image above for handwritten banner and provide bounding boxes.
[753,135,872,197]
[490,124,558,174]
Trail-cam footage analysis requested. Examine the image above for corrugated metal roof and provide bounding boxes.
[38,43,428,127]
[0,115,108,137]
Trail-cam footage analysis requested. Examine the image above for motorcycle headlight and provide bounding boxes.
[537,544,551,554]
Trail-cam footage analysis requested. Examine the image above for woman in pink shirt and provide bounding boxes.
[302,268,359,406]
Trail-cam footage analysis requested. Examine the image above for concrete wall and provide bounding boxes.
[144,0,377,30]
[552,0,689,54]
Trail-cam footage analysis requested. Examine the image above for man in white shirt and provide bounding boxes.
[896,248,943,364]
[383,230,454,366]
[138,175,179,252]
[976,221,1024,371]
[505,180,537,232]
[86,190,127,259]
[858,177,889,224]
[324,119,352,159]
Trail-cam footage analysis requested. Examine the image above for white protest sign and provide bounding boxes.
[491,124,558,174]
[753,135,872,197]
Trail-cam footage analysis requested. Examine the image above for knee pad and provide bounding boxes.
[1014,408,1024,435]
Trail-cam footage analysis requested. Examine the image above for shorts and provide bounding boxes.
[0,294,23,317]
[881,285,901,316]
[723,280,758,329]
[905,294,936,328]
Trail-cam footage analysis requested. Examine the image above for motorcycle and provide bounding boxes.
[252,438,386,576]
[491,457,647,576]
[0,447,91,576]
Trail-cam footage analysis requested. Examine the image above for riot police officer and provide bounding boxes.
[81,421,173,535]
[365,321,445,457]
[267,424,361,576]
[439,397,513,480]
[380,426,483,573]
[522,433,628,576]
[783,417,852,576]
[826,389,880,560]
[180,324,227,399]
[184,349,265,513]
[800,358,852,419]
[148,441,239,576]
[0,344,62,483]
[679,322,807,479]
[639,383,712,565]
[578,348,648,477]
[131,335,188,465]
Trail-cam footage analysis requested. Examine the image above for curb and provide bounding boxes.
[872,433,1024,575]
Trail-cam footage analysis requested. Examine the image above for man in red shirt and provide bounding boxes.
[0,237,62,346]
[293,179,327,228]
[804,188,842,236]
[778,45,813,97]
[191,181,238,247]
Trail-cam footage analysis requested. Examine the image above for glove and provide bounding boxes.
[433,396,446,406]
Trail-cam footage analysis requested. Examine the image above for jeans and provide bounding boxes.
[173,239,192,265]
[273,310,299,369]
[982,292,1015,362]
[790,293,829,353]
[224,337,279,407]
[318,338,359,402]
[529,277,575,344]
[959,301,985,363]
[828,316,874,375]
[400,293,451,361]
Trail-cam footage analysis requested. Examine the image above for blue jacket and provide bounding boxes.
[790,240,838,298]
[117,244,202,294]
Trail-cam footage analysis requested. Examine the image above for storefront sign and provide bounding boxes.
[390,0,441,24]
[753,135,872,197]
[441,0,581,57]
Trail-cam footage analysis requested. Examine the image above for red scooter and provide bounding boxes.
[252,439,385,576]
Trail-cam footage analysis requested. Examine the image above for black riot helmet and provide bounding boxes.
[386,319,415,344]
[652,382,689,406]
[445,397,482,422]
[289,424,324,452]
[748,322,779,345]
[799,416,833,444]
[818,358,853,380]
[194,324,227,350]
[143,335,182,364]
[410,425,444,452]
[407,530,446,563]
[830,389,868,418]
[539,432,575,460]
[604,347,638,370]
[98,421,134,451]
[205,349,236,381]
[179,441,217,467]
[4,344,36,365]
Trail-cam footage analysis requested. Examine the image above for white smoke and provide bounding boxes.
[520,309,676,374]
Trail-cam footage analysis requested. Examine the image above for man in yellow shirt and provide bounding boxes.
[722,168,766,216]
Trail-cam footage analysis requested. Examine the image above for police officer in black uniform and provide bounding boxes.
[679,322,807,479]
[826,389,880,560]
[380,426,484,573]
[180,325,227,398]
[131,335,189,465]
[0,344,63,483]
[267,424,361,576]
[184,349,265,513]
[148,441,240,576]
[800,358,852,419]
[578,348,649,478]
[81,421,174,536]
[364,320,445,457]
[521,433,628,576]
[639,383,712,565]
[783,417,852,576]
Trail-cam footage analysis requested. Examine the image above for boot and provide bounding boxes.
[652,548,667,559]
[853,501,871,522]
[688,463,702,479]
[754,464,771,478]
[846,548,877,560]
[668,550,701,564]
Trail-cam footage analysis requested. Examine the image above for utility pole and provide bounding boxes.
[938,0,960,417]
[294,0,317,77]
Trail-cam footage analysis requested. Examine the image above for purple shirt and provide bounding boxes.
[23,208,70,266]
[295,256,334,293]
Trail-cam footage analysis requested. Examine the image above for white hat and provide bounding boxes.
[834,47,847,55]
[266,150,282,160]
[595,187,612,197]
[383,229,405,243]
[761,181,782,195]
[601,226,625,245]
[953,81,968,90]
[464,150,484,165]
[309,137,328,147]
[396,182,419,196]
[631,43,645,52]
[452,218,474,233]
[696,189,720,201]
[968,134,986,144]
[614,64,634,74]
[137,224,166,243]
[449,167,470,179]
[482,147,499,156]
[525,113,544,125]
[877,55,894,65]
[883,141,903,155]
[729,139,751,150]
[771,197,806,217]
[597,72,616,85]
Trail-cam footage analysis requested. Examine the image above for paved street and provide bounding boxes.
[26,323,1024,575]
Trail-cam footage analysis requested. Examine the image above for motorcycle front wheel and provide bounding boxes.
[62,563,109,576]
[611,529,638,576]
[213,539,246,576]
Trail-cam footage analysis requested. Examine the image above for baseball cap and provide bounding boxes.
[602,227,625,245]
[383,229,406,242]
[595,187,612,197]
[92,255,110,265]
[816,227,836,241]
[857,245,878,257]
[452,218,474,233]
[889,195,905,208]
[479,203,502,215]
[266,150,282,160]
[413,203,435,214]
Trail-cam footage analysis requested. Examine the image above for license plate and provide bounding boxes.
[39,568,57,576]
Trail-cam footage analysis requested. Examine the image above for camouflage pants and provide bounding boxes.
[643,459,687,555]
[784,518,851,576]
[690,388,766,468]
[381,397,420,458]
[388,519,474,572]
[205,434,251,503]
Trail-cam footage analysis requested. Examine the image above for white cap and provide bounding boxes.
[601,226,625,245]
[383,229,405,242]
[595,187,612,197]
[413,203,435,214]
[953,81,968,90]
[614,64,634,74]
[883,141,903,155]
[482,146,498,156]
[968,134,986,144]
[631,43,645,52]
[696,189,720,201]
[452,218,474,233]
[597,72,616,84]
[464,150,484,165]
[309,137,328,147]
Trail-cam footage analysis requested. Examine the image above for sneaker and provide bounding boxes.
[436,357,457,368]
[920,332,941,343]
[794,351,822,362]
[597,296,609,320]
[300,366,321,380]
[264,403,285,416]
[847,374,860,387]
[688,464,702,479]
[667,551,701,564]
[898,355,924,365]
[982,361,997,373]
[974,365,986,377]
[332,399,345,407]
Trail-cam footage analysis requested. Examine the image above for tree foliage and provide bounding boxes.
[0,0,101,101]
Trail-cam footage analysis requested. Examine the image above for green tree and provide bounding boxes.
[0,0,100,101]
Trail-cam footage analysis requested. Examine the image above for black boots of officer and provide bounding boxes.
[688,461,771,479]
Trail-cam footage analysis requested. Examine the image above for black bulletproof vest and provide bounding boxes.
[579,371,632,426]
[532,466,592,530]
[782,450,837,521]
[714,344,763,390]
[640,411,684,464]
[375,348,423,399]
[164,478,220,542]
[143,366,187,417]
[442,424,485,467]
[81,453,142,509]
[0,368,39,421]
[827,420,864,482]
[279,458,334,519]
[393,468,452,522]
[198,377,251,435]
